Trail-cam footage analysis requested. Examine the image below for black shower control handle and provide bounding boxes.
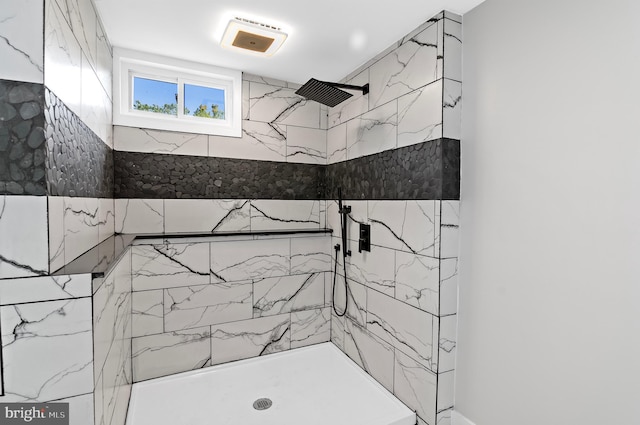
[358,223,371,253]
[339,205,351,215]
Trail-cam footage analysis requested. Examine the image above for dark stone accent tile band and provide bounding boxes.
[0,79,114,198]
[325,138,460,200]
[441,138,461,200]
[114,138,460,201]
[45,89,114,198]
[114,151,326,200]
[0,80,47,195]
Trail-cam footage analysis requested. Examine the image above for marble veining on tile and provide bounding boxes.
[132,327,211,382]
[366,288,435,370]
[164,199,251,233]
[290,237,332,274]
[1,298,93,402]
[286,126,326,164]
[253,273,325,317]
[92,246,132,425]
[92,249,131,373]
[347,246,396,296]
[436,370,455,413]
[210,238,290,283]
[394,349,438,424]
[80,54,112,147]
[115,199,164,233]
[249,82,321,129]
[368,201,439,256]
[0,195,48,278]
[328,70,370,129]
[334,275,367,328]
[439,201,460,258]
[346,101,397,160]
[0,274,91,305]
[45,0,82,116]
[132,243,210,291]
[114,126,208,156]
[131,290,163,337]
[438,315,457,373]
[210,313,291,366]
[443,79,462,140]
[0,0,44,84]
[330,311,346,351]
[326,123,348,164]
[64,197,100,263]
[443,18,463,82]
[209,120,287,162]
[164,282,253,331]
[98,198,115,243]
[395,252,440,315]
[397,81,443,148]
[290,307,330,348]
[369,22,438,109]
[250,200,320,231]
[344,320,395,392]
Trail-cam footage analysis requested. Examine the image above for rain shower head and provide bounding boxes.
[295,78,369,107]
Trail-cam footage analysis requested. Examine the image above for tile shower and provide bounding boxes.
[0,2,461,425]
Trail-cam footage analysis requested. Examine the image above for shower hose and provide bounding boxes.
[332,210,349,317]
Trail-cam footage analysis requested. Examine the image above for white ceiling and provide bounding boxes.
[95,0,484,85]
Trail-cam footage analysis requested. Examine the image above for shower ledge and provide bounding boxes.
[52,228,333,278]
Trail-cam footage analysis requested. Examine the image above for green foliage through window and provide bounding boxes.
[133,100,224,119]
[133,100,177,115]
[189,104,225,119]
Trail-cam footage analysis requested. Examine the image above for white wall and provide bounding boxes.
[457,0,640,424]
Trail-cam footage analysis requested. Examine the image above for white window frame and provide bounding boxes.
[113,48,242,137]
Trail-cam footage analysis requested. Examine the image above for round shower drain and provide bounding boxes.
[253,398,273,410]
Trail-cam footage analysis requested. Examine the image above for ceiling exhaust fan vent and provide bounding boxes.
[221,17,288,56]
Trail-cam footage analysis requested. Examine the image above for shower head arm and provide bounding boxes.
[320,81,370,95]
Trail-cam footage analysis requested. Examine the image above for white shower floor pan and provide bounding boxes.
[126,342,416,425]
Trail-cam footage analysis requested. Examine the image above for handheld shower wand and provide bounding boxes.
[333,188,351,317]
[337,188,351,259]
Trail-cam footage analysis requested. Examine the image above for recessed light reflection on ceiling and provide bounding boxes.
[349,30,367,51]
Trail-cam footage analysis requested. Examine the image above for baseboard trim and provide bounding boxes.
[452,411,476,425]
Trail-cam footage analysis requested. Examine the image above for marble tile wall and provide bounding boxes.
[1,82,116,272]
[329,200,459,425]
[1,0,116,272]
[115,198,326,234]
[93,248,132,425]
[0,195,48,279]
[48,196,115,272]
[326,11,462,425]
[1,1,116,422]
[43,0,115,271]
[130,233,332,382]
[45,0,113,148]
[0,0,44,85]
[0,273,95,425]
[327,12,462,164]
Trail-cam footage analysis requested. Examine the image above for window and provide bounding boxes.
[113,48,242,137]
